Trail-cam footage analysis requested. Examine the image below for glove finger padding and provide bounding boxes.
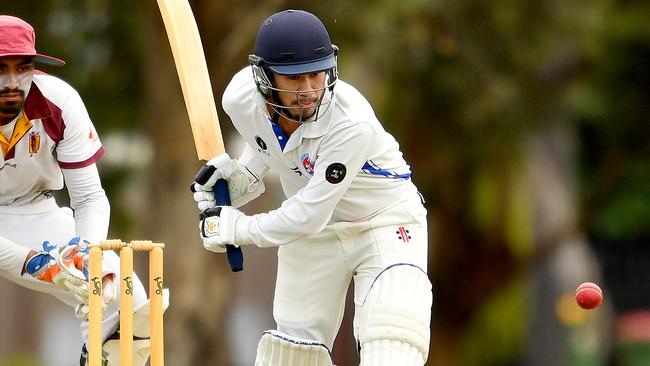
[54,238,91,303]
[57,242,88,275]
[194,153,234,189]
[72,274,116,319]
[53,269,88,303]
[193,190,216,211]
[192,159,264,210]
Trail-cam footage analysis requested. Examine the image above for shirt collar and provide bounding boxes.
[301,99,334,139]
[253,88,336,153]
[24,82,53,121]
[253,91,335,138]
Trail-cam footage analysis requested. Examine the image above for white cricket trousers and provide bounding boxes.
[273,191,429,349]
[0,198,147,342]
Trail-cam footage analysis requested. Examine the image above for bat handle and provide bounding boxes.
[214,178,244,272]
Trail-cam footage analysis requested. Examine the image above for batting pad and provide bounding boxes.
[133,288,170,338]
[96,289,169,366]
[359,264,432,366]
[102,338,150,366]
[255,330,333,366]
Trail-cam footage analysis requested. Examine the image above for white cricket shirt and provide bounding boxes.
[223,67,420,246]
[0,72,104,206]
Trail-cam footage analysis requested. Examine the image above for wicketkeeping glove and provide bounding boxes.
[199,206,245,253]
[191,153,265,210]
[25,237,90,305]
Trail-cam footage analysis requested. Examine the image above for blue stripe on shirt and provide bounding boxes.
[362,161,411,180]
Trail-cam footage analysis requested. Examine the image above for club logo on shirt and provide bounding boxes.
[300,153,315,176]
[325,163,346,184]
[255,136,267,150]
[255,136,270,156]
[396,226,411,243]
[28,131,41,156]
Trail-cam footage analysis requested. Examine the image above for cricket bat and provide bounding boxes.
[157,0,244,272]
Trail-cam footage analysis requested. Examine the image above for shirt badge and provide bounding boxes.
[255,136,267,150]
[300,152,315,176]
[325,163,346,184]
[396,226,411,243]
[29,131,41,156]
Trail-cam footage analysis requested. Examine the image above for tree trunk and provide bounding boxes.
[142,2,232,364]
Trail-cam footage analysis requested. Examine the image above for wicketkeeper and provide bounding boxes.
[0,15,165,366]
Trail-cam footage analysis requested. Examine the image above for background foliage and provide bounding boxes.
[1,0,648,365]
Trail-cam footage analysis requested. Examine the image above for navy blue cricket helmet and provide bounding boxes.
[249,10,338,123]
[251,9,338,75]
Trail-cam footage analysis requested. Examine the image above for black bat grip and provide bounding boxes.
[195,166,244,272]
[214,179,244,272]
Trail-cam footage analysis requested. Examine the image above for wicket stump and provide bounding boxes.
[88,240,165,366]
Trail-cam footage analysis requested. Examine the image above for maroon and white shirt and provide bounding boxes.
[0,72,104,206]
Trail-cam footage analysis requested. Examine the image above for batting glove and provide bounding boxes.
[191,155,265,210]
[199,206,244,253]
[193,153,234,189]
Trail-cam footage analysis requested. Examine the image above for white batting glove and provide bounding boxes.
[199,206,245,253]
[195,153,234,189]
[191,156,265,210]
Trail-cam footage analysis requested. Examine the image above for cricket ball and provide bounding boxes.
[575,282,603,310]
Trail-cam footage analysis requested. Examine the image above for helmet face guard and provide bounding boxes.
[249,10,339,124]
[249,52,337,123]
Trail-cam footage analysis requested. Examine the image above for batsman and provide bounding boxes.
[192,10,433,365]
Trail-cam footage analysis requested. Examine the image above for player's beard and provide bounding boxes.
[0,89,25,117]
[286,96,320,121]
[286,106,316,121]
[268,85,334,124]
[0,73,32,121]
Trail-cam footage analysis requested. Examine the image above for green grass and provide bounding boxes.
[0,355,39,366]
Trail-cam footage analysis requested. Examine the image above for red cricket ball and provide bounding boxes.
[575,282,603,310]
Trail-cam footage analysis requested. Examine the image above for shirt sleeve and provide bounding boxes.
[235,121,374,246]
[62,164,110,243]
[56,90,104,168]
[0,234,32,277]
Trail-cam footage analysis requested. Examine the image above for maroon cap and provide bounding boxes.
[0,15,65,66]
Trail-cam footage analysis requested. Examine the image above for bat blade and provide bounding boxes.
[156,0,224,161]
[157,0,244,272]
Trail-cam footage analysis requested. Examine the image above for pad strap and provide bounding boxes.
[255,330,333,366]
